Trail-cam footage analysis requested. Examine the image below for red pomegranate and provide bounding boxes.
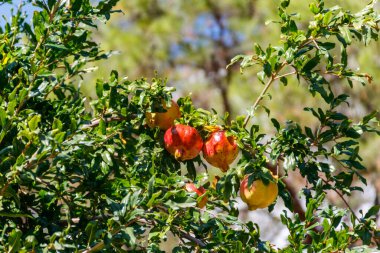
[185,183,208,208]
[164,124,203,161]
[202,129,239,172]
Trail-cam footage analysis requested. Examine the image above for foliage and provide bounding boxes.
[0,0,379,252]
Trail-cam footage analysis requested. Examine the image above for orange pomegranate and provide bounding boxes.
[164,124,203,161]
[185,183,208,208]
[202,130,239,172]
[240,174,278,211]
[146,100,181,130]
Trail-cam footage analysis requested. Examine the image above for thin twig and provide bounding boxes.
[321,178,359,222]
[311,38,320,50]
[0,182,9,197]
[243,61,289,128]
[274,70,297,80]
[242,37,317,129]
[243,75,275,128]
[178,229,207,247]
[79,218,142,253]
[81,241,105,253]
[81,116,128,129]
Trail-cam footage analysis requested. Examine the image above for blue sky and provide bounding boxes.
[0,1,36,25]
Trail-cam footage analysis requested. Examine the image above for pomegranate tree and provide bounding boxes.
[164,124,203,161]
[146,100,181,130]
[202,129,239,172]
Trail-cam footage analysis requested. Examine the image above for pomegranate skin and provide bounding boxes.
[146,100,181,130]
[240,175,278,211]
[202,130,239,172]
[185,183,208,208]
[164,124,203,161]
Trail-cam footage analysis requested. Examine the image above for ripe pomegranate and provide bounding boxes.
[202,129,239,172]
[164,124,203,161]
[146,100,181,130]
[185,183,208,208]
[240,174,278,211]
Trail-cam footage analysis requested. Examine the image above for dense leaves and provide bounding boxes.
[0,0,379,252]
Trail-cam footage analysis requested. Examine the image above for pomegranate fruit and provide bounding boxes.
[202,130,239,172]
[146,100,181,130]
[164,124,203,161]
[185,183,208,208]
[240,174,278,211]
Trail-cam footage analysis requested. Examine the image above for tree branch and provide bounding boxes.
[322,178,360,222]
[243,75,274,128]
[177,229,207,248]
[274,70,297,80]
[81,116,128,129]
[80,216,207,252]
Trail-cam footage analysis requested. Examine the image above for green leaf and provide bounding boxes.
[323,11,333,26]
[125,227,137,247]
[186,161,196,181]
[305,192,325,220]
[32,11,47,41]
[85,221,98,245]
[263,62,272,77]
[309,3,320,14]
[280,0,290,8]
[271,118,280,131]
[28,114,41,131]
[278,180,293,211]
[0,212,33,218]
[146,190,162,208]
[101,151,113,166]
[96,80,104,98]
[257,71,265,84]
[8,229,22,253]
[0,107,7,127]
[24,235,37,249]
[45,43,69,51]
[341,45,347,67]
[364,205,380,219]
[338,26,352,45]
[362,111,377,124]
[302,56,320,72]
[280,76,288,86]
[54,132,66,143]
[304,126,314,139]
[285,48,295,62]
[318,42,335,50]
[52,118,63,130]
[98,118,106,135]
